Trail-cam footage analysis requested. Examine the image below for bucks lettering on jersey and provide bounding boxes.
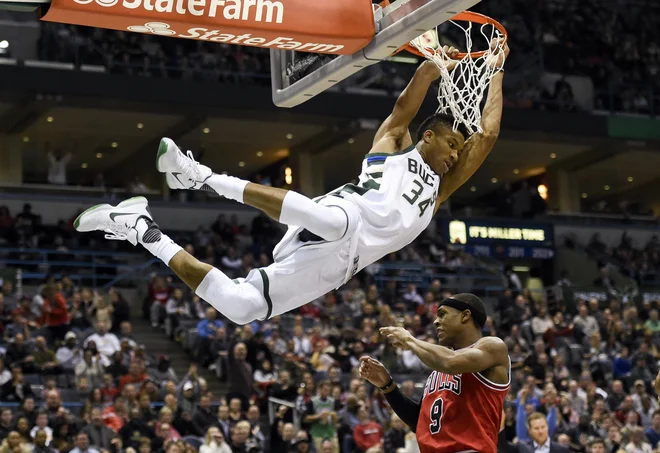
[327,144,441,273]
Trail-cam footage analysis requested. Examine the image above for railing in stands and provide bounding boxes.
[370,262,504,297]
[0,182,161,198]
[547,211,659,227]
[0,401,224,408]
[2,247,506,296]
[267,397,299,431]
[110,259,507,296]
[0,247,144,288]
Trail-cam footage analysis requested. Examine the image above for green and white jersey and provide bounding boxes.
[310,395,336,439]
[268,144,441,309]
[328,144,441,274]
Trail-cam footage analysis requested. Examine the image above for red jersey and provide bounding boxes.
[416,359,509,453]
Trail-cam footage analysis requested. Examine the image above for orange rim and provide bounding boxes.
[396,11,508,59]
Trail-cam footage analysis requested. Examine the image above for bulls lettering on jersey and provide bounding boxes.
[416,364,510,453]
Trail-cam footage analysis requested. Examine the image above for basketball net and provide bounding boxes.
[410,21,506,136]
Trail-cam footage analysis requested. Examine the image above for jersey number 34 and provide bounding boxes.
[402,179,436,217]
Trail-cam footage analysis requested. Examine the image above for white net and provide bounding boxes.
[410,19,506,135]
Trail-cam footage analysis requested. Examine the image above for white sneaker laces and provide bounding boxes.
[179,150,201,181]
[100,222,131,241]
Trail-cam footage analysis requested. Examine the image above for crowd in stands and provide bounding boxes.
[37,23,271,85]
[2,5,660,453]
[30,0,660,116]
[477,0,660,115]
[536,0,660,114]
[586,233,660,286]
[474,179,548,219]
[2,201,660,453]
[0,201,476,288]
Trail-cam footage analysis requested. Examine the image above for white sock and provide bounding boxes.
[136,219,183,266]
[206,174,249,203]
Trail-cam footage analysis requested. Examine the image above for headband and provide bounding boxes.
[438,297,487,327]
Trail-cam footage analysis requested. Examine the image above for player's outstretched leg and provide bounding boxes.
[157,138,348,241]
[74,197,268,325]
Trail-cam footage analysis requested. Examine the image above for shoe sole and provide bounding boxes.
[74,196,148,231]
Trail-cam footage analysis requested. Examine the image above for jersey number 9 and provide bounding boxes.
[429,397,444,435]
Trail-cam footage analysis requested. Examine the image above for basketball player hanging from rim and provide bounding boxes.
[75,37,510,326]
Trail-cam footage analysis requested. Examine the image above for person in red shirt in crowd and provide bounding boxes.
[616,396,639,424]
[11,297,39,331]
[103,394,128,432]
[353,404,384,453]
[299,304,320,319]
[118,361,148,391]
[40,282,70,342]
[101,374,118,403]
[146,275,171,328]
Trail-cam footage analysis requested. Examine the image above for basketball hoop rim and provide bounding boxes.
[397,11,508,59]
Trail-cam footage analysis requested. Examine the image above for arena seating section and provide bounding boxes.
[0,0,660,452]
[0,198,659,453]
[32,0,660,115]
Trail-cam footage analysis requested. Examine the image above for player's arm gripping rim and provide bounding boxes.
[371,60,442,152]
[437,41,509,204]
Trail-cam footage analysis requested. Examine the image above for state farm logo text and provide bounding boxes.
[127,22,176,35]
[73,0,284,23]
[126,22,345,53]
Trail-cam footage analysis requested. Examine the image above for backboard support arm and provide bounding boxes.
[270,0,482,108]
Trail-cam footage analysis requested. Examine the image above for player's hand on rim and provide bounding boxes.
[440,45,460,71]
[485,37,510,69]
[421,46,460,76]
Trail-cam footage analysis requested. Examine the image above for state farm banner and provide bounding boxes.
[41,0,375,54]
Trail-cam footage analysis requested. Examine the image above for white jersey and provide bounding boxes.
[327,144,441,274]
[262,145,441,320]
[204,147,443,323]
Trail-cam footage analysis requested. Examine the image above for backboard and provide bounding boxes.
[270,0,482,108]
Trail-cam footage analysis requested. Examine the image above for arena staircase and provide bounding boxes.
[130,315,230,400]
[555,243,629,287]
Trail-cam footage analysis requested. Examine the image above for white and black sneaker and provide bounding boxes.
[157,137,213,191]
[74,196,161,246]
